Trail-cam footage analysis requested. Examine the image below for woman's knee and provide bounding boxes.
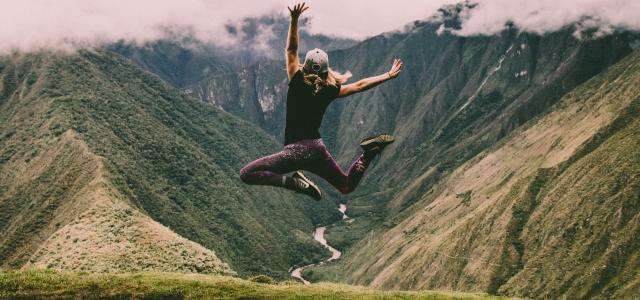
[239,165,253,183]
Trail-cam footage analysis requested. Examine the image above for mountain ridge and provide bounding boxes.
[19,130,234,274]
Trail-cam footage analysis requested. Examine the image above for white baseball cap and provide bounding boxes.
[303,48,329,74]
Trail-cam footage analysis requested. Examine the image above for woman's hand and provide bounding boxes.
[288,2,309,19]
[286,3,307,79]
[387,58,403,79]
[338,58,404,97]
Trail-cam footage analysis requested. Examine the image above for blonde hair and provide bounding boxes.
[302,67,352,94]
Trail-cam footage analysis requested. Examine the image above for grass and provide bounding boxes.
[488,168,554,294]
[0,270,508,299]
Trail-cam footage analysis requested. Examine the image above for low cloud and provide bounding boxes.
[0,0,638,53]
[0,0,284,53]
[452,0,640,36]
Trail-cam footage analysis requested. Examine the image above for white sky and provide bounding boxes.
[0,0,638,53]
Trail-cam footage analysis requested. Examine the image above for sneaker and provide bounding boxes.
[359,134,395,154]
[292,171,322,200]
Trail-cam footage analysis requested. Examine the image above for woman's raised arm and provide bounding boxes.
[285,3,308,80]
[339,58,403,98]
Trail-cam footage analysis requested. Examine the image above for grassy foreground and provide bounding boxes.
[0,270,508,299]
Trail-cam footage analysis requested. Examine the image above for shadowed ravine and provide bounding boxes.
[291,204,349,284]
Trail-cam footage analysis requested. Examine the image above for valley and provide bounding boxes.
[1,3,639,299]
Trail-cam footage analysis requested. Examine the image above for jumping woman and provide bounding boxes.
[240,2,403,200]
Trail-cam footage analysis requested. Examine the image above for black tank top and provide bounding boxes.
[284,70,341,145]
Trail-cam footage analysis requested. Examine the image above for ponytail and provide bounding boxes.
[303,68,352,94]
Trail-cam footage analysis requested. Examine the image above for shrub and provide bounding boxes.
[248,274,274,284]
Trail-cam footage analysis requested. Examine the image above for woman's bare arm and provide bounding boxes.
[285,3,308,80]
[339,58,403,97]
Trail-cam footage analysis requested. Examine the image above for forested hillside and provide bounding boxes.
[0,50,341,278]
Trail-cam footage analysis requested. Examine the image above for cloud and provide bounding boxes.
[0,0,638,53]
[451,0,640,36]
[297,0,459,38]
[0,0,282,53]
[0,0,459,53]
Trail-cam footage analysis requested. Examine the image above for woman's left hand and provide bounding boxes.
[388,58,403,79]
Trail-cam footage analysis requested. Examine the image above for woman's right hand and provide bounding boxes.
[388,58,403,79]
[288,2,309,19]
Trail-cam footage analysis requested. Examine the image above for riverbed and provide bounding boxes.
[290,203,349,284]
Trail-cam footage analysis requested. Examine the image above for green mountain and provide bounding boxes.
[109,39,233,88]
[306,49,640,299]
[0,50,341,278]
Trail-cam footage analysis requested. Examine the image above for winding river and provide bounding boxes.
[291,204,349,284]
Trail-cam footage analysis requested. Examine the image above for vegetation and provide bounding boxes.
[303,49,640,299]
[0,51,340,278]
[0,270,507,299]
[455,191,473,207]
[497,70,640,298]
[488,168,554,293]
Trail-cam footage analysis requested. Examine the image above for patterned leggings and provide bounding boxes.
[239,138,372,194]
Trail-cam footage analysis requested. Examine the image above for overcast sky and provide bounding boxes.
[0,0,638,53]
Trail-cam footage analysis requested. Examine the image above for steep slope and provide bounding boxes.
[186,13,635,270]
[21,132,233,274]
[309,49,640,298]
[0,69,231,274]
[109,39,233,88]
[186,61,286,135]
[0,51,340,278]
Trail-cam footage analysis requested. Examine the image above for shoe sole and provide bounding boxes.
[293,171,322,200]
[360,134,395,148]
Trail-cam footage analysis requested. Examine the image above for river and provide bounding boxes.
[290,203,349,284]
